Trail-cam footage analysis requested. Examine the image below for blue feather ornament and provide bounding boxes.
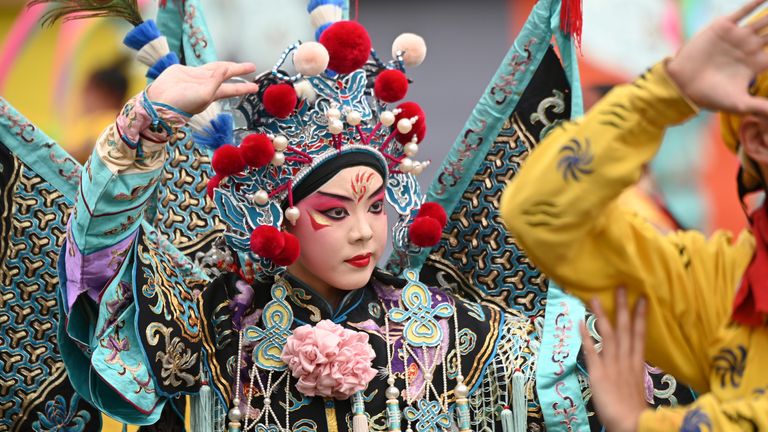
[123,19,161,50]
[192,113,234,150]
[307,0,345,13]
[146,51,180,79]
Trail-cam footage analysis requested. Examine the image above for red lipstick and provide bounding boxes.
[345,253,372,268]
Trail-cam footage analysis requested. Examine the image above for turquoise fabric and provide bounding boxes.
[536,283,590,431]
[406,0,583,271]
[0,97,80,201]
[71,152,162,254]
[58,238,167,425]
[156,0,217,67]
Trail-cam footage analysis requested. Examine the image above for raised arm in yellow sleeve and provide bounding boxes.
[500,62,755,393]
[638,392,768,431]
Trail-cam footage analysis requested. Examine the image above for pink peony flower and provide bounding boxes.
[281,320,377,400]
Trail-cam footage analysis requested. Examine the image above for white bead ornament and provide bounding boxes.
[346,110,362,126]
[326,107,341,120]
[272,152,286,166]
[380,111,395,126]
[454,383,469,398]
[228,406,242,422]
[412,162,425,175]
[397,118,413,134]
[404,142,419,157]
[329,119,344,135]
[285,207,300,225]
[398,157,413,172]
[253,190,270,206]
[273,135,288,152]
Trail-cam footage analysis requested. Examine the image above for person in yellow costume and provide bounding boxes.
[501,0,768,430]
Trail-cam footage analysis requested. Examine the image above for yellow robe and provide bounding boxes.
[501,62,768,430]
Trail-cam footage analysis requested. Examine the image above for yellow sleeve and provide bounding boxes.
[500,62,754,393]
[638,393,768,431]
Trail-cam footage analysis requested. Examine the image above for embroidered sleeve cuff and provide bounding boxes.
[115,92,189,150]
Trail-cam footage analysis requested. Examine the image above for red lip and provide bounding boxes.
[345,253,372,268]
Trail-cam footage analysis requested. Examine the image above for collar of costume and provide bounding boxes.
[283,273,369,325]
[732,201,768,327]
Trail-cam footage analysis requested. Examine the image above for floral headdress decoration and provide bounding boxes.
[185,11,447,281]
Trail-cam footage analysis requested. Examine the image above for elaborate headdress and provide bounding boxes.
[181,7,446,280]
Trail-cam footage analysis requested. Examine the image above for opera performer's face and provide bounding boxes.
[287,166,388,295]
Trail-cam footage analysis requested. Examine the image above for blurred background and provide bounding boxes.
[0,0,754,233]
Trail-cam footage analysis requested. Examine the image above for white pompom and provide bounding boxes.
[392,33,427,67]
[294,80,317,103]
[137,36,170,67]
[272,135,288,152]
[380,111,395,126]
[293,42,329,76]
[188,103,221,135]
[272,152,285,166]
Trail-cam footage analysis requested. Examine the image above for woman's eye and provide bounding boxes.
[322,208,348,220]
[369,200,384,214]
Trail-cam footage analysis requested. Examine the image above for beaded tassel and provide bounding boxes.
[500,406,514,432]
[453,379,471,432]
[191,380,215,432]
[352,391,370,432]
[385,381,402,432]
[511,369,527,432]
[227,398,242,432]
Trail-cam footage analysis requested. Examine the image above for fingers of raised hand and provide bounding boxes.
[203,61,257,82]
[631,297,647,366]
[615,288,632,360]
[731,0,768,23]
[591,297,615,362]
[214,82,260,101]
[579,321,600,376]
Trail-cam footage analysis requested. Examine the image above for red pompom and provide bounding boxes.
[374,69,409,103]
[212,144,246,176]
[417,202,447,227]
[272,232,301,266]
[206,174,222,198]
[394,101,427,144]
[263,83,298,119]
[250,225,285,258]
[319,21,372,74]
[240,133,275,168]
[409,217,443,247]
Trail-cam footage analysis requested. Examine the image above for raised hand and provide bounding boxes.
[667,0,768,116]
[146,61,259,116]
[579,289,648,432]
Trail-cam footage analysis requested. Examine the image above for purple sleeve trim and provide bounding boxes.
[65,218,138,308]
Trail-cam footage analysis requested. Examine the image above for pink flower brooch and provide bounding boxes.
[281,320,377,400]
